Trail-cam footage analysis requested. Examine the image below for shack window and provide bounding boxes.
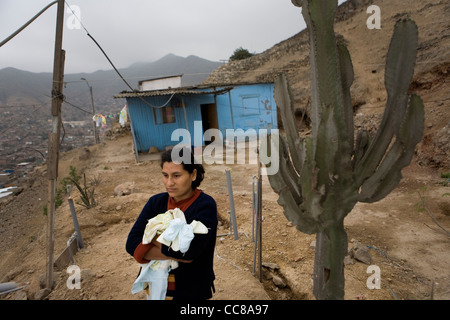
[154,107,176,124]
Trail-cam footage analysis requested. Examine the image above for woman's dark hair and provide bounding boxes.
[160,146,205,189]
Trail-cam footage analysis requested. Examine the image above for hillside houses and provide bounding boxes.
[0,110,97,172]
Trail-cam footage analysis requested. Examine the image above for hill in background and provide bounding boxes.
[0,54,222,168]
[0,53,222,118]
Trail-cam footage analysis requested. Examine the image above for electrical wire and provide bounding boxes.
[65,0,180,109]
[64,1,135,92]
[0,1,58,48]
[62,99,92,114]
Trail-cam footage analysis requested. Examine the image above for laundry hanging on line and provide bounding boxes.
[93,105,128,128]
[119,105,127,127]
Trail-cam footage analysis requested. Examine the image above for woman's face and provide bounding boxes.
[162,161,197,202]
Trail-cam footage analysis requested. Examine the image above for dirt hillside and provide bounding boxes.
[0,122,449,301]
[1,0,449,301]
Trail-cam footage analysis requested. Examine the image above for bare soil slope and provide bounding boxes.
[0,124,449,300]
[1,0,449,300]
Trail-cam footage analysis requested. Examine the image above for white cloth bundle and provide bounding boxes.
[131,208,208,299]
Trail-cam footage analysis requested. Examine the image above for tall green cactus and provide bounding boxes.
[267,0,424,299]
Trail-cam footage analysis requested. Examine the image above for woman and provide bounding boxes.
[126,147,218,300]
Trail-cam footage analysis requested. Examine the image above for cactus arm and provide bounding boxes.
[297,137,324,234]
[265,135,320,234]
[355,19,419,185]
[359,94,425,202]
[274,134,303,203]
[303,0,354,169]
[315,105,359,224]
[302,0,340,150]
[385,20,419,102]
[314,105,338,190]
[274,74,305,174]
[352,130,370,169]
[337,44,355,151]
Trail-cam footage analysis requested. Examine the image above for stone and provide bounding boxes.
[80,269,95,282]
[38,273,47,289]
[114,181,135,196]
[272,275,286,288]
[262,262,279,270]
[344,255,355,265]
[34,288,51,300]
[350,242,372,265]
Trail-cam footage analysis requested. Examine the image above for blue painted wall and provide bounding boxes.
[216,83,276,137]
[126,83,276,153]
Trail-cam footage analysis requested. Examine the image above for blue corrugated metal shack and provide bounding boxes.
[115,81,277,161]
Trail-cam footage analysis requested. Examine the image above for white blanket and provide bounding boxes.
[131,208,208,299]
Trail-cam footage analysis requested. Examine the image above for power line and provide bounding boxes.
[64,1,199,110]
[64,1,135,92]
[0,1,58,48]
[62,99,92,114]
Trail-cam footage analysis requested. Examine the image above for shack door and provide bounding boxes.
[201,103,218,143]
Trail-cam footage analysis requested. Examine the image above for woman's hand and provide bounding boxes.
[146,237,192,263]
[174,258,192,263]
[150,237,162,248]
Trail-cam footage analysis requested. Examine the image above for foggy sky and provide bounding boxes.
[0,0,312,74]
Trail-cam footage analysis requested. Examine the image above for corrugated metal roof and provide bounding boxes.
[138,74,183,84]
[114,85,232,99]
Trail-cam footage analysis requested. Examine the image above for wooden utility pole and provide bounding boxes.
[81,78,99,144]
[46,0,65,290]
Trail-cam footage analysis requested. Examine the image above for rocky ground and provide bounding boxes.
[0,123,449,300]
[1,0,449,302]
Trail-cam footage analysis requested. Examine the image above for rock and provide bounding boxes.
[262,262,279,270]
[272,275,286,288]
[34,288,51,300]
[38,273,47,289]
[80,269,95,282]
[350,242,372,265]
[309,240,316,249]
[96,221,106,227]
[148,147,159,154]
[114,181,135,196]
[344,255,355,265]
[263,270,273,280]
